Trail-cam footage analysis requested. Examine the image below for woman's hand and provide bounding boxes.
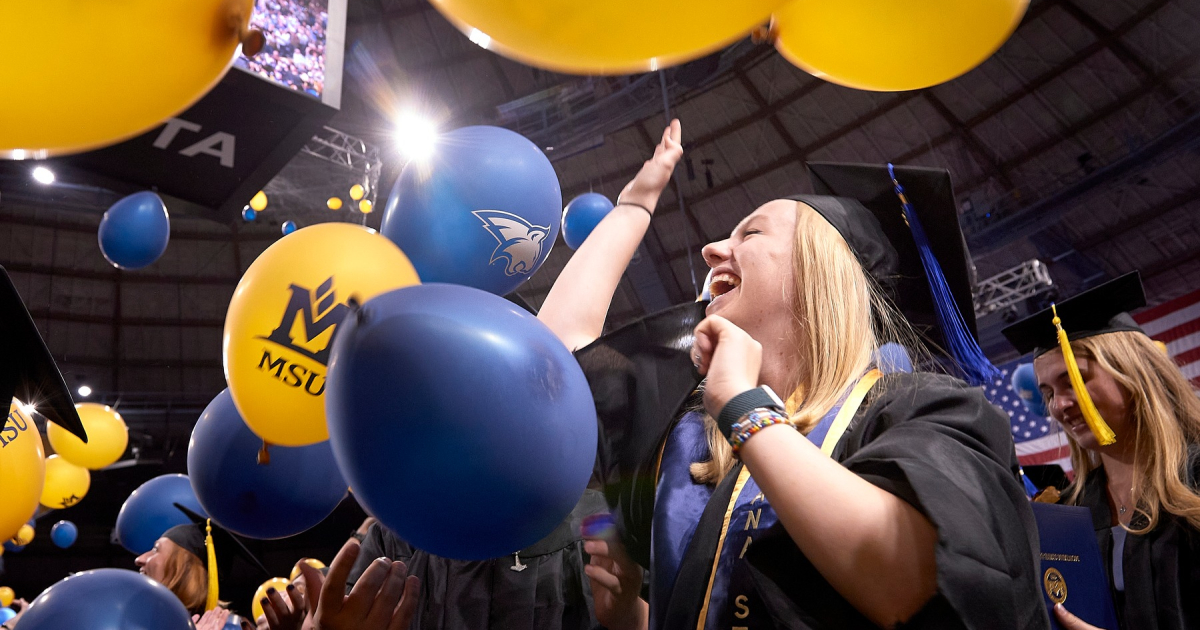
[693,315,763,417]
[582,536,647,630]
[300,539,420,630]
[192,607,231,630]
[1053,604,1104,630]
[617,119,683,212]
[261,581,306,630]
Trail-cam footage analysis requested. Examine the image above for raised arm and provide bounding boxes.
[538,119,683,351]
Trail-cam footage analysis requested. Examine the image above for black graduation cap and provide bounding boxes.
[0,265,87,441]
[1000,271,1147,357]
[794,162,995,384]
[164,503,270,590]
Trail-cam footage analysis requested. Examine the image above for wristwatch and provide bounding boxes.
[717,385,785,439]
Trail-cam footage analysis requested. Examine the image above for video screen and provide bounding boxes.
[236,0,330,99]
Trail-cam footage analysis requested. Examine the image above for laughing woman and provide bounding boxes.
[538,120,1048,629]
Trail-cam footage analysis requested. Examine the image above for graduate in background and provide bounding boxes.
[540,120,1047,630]
[1002,272,1200,630]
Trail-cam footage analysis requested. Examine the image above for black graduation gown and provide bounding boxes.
[346,489,607,630]
[1068,452,1200,630]
[577,303,1048,630]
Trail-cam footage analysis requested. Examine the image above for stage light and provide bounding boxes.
[32,166,55,185]
[77,385,92,397]
[393,113,437,162]
[20,403,35,416]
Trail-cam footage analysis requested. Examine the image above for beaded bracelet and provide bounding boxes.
[727,408,792,454]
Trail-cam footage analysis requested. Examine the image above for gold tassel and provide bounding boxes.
[1051,304,1116,445]
[205,519,219,611]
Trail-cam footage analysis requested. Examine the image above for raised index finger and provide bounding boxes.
[320,539,362,617]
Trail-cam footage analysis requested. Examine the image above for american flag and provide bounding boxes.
[1133,287,1200,388]
[984,361,1073,473]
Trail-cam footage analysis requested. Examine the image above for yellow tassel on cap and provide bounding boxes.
[205,519,219,611]
[1051,304,1116,445]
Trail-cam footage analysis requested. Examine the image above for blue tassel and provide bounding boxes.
[887,164,1000,386]
[1019,467,1038,499]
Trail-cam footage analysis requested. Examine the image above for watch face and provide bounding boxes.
[761,385,785,408]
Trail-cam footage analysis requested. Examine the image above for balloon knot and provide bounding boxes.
[257,441,271,465]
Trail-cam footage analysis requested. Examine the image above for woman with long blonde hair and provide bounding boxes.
[539,120,1047,630]
[1003,271,1200,630]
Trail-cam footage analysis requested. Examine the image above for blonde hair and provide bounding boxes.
[691,202,917,483]
[1060,331,1200,533]
[159,543,209,614]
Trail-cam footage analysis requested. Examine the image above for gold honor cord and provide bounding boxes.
[1051,304,1116,446]
[205,519,220,611]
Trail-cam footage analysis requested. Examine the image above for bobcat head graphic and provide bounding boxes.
[472,210,550,276]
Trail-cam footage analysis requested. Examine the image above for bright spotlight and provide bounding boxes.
[20,403,36,417]
[32,166,55,185]
[77,385,92,397]
[393,113,438,162]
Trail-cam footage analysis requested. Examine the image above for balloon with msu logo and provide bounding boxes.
[380,125,561,296]
[224,223,420,446]
[0,399,45,543]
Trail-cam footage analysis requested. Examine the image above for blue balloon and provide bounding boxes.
[561,192,615,250]
[115,474,207,554]
[0,608,14,623]
[18,569,192,630]
[325,283,596,560]
[1011,363,1048,416]
[242,207,257,221]
[98,191,170,269]
[380,126,562,296]
[3,542,24,553]
[875,342,914,374]
[50,520,77,548]
[188,389,347,539]
[281,220,297,235]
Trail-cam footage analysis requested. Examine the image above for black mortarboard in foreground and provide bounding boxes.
[1000,271,1146,357]
[0,265,86,441]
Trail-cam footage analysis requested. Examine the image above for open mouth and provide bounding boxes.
[709,272,741,299]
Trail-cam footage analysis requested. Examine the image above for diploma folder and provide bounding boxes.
[1031,502,1119,630]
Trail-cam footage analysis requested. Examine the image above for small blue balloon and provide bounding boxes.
[281,220,297,235]
[18,569,192,630]
[1011,363,1048,416]
[875,342,914,374]
[3,542,24,553]
[326,283,597,560]
[188,389,347,539]
[0,608,14,623]
[380,126,562,296]
[50,520,78,548]
[115,474,207,554]
[561,192,615,250]
[98,191,170,269]
[242,207,257,221]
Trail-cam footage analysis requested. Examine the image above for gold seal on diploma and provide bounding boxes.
[1043,567,1067,604]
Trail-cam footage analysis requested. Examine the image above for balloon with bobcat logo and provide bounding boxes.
[380,126,561,296]
[223,223,420,446]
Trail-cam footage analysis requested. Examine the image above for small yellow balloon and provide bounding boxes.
[0,586,12,607]
[224,224,421,446]
[0,1,254,158]
[48,404,128,470]
[772,0,1028,91]
[358,200,373,214]
[327,197,343,211]
[1154,340,1169,355]
[289,558,326,581]
[40,455,91,509]
[250,191,269,212]
[13,524,34,546]
[349,184,365,201]
[0,399,45,543]
[252,577,291,621]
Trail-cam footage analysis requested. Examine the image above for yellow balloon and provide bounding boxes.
[40,455,91,509]
[289,558,326,581]
[0,1,253,158]
[327,197,343,211]
[358,200,374,214]
[251,577,291,621]
[250,191,269,212]
[349,184,365,201]
[0,586,12,607]
[47,404,128,470]
[772,0,1028,91]
[224,224,421,446]
[13,524,34,546]
[1154,340,1169,355]
[430,0,788,75]
[0,399,45,543]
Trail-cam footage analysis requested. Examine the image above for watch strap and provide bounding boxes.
[718,387,784,439]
